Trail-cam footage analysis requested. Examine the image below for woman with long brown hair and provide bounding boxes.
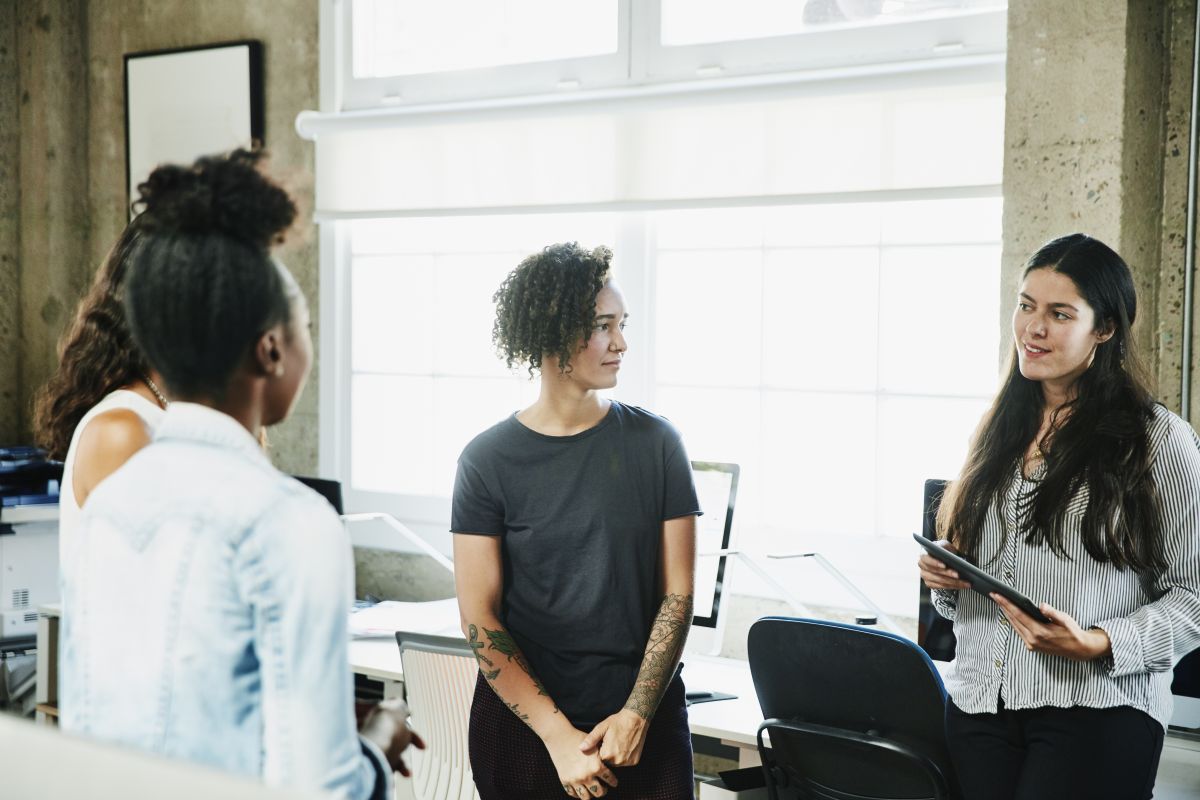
[918,234,1200,799]
[33,218,168,559]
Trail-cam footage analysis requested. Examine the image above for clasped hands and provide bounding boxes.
[918,540,1112,662]
[549,709,649,798]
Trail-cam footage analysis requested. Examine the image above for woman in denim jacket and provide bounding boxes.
[59,149,422,800]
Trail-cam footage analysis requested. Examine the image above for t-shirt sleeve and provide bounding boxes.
[450,455,505,535]
[662,428,702,521]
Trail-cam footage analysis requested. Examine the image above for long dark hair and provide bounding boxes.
[32,222,149,460]
[937,233,1164,573]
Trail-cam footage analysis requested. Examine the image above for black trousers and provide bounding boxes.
[945,699,1164,800]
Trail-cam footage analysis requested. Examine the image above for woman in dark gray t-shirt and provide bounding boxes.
[452,243,701,800]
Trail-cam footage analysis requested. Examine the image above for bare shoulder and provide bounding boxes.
[77,408,153,456]
[73,408,155,503]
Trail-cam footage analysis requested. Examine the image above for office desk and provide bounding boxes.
[35,602,61,724]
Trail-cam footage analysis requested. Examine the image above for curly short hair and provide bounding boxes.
[492,242,612,376]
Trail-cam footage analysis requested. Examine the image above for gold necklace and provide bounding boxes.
[143,375,168,409]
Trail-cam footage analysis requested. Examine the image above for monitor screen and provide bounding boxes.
[292,475,344,516]
[691,461,738,629]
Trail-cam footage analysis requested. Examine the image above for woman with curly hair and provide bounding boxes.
[33,217,168,561]
[453,242,700,799]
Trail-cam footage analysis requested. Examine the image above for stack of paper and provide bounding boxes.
[348,598,461,639]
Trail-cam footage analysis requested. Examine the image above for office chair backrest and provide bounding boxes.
[918,478,957,662]
[396,632,481,800]
[748,617,957,800]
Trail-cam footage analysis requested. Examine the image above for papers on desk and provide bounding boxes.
[348,598,461,639]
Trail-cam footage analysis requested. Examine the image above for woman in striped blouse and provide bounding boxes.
[918,233,1200,800]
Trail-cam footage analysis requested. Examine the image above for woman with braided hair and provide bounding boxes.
[59,149,423,799]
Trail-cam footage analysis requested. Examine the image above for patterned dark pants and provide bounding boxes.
[468,672,695,800]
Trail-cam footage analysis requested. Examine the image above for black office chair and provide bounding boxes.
[917,479,956,662]
[748,617,959,800]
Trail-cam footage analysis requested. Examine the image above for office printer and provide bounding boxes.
[0,447,61,643]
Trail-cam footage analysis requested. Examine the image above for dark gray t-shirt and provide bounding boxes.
[451,401,701,727]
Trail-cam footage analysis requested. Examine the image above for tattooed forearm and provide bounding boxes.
[485,627,554,701]
[467,623,501,680]
[465,621,561,720]
[624,593,693,720]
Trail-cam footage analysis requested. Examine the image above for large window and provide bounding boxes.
[344,199,1000,543]
[313,2,1008,614]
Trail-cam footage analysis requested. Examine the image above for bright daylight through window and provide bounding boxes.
[320,0,1008,613]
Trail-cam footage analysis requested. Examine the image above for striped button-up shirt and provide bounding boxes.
[933,403,1200,728]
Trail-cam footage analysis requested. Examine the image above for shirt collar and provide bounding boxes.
[153,402,271,467]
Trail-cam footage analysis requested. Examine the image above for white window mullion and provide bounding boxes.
[613,212,653,409]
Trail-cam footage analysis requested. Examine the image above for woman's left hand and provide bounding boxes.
[578,709,650,767]
[991,593,1112,661]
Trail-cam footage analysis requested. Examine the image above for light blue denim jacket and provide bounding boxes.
[60,403,391,800]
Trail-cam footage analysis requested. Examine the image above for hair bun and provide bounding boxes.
[132,148,296,249]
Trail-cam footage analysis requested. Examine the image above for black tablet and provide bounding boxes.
[912,533,1051,624]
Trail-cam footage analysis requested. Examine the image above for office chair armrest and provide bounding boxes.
[756,718,952,800]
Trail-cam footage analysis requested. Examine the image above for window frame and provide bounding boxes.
[337,0,634,110]
[331,0,1007,110]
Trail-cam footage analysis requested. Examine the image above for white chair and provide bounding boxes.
[396,632,481,800]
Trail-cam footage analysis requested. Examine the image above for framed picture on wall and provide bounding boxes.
[124,40,264,216]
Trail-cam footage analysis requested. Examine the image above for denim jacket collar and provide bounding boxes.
[154,402,270,468]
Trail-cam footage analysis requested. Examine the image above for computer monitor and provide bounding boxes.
[292,475,344,515]
[691,461,738,629]
[916,478,1200,731]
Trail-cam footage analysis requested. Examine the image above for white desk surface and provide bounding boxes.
[679,656,763,747]
[348,637,406,684]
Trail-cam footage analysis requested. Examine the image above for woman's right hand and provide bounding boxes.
[359,698,426,776]
[918,540,971,590]
[546,730,619,798]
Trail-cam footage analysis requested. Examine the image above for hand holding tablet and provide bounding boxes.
[913,533,1051,624]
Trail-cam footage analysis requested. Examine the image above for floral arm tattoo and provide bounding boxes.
[624,593,694,720]
[466,622,560,727]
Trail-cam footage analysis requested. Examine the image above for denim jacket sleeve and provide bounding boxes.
[235,489,392,800]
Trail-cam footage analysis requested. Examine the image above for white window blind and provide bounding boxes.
[299,71,1004,218]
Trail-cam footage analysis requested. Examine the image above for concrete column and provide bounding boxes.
[16,0,91,439]
[85,0,319,474]
[0,2,22,443]
[1155,0,1200,416]
[1002,1,1198,414]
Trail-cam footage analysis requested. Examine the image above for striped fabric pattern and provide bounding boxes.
[933,403,1200,728]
